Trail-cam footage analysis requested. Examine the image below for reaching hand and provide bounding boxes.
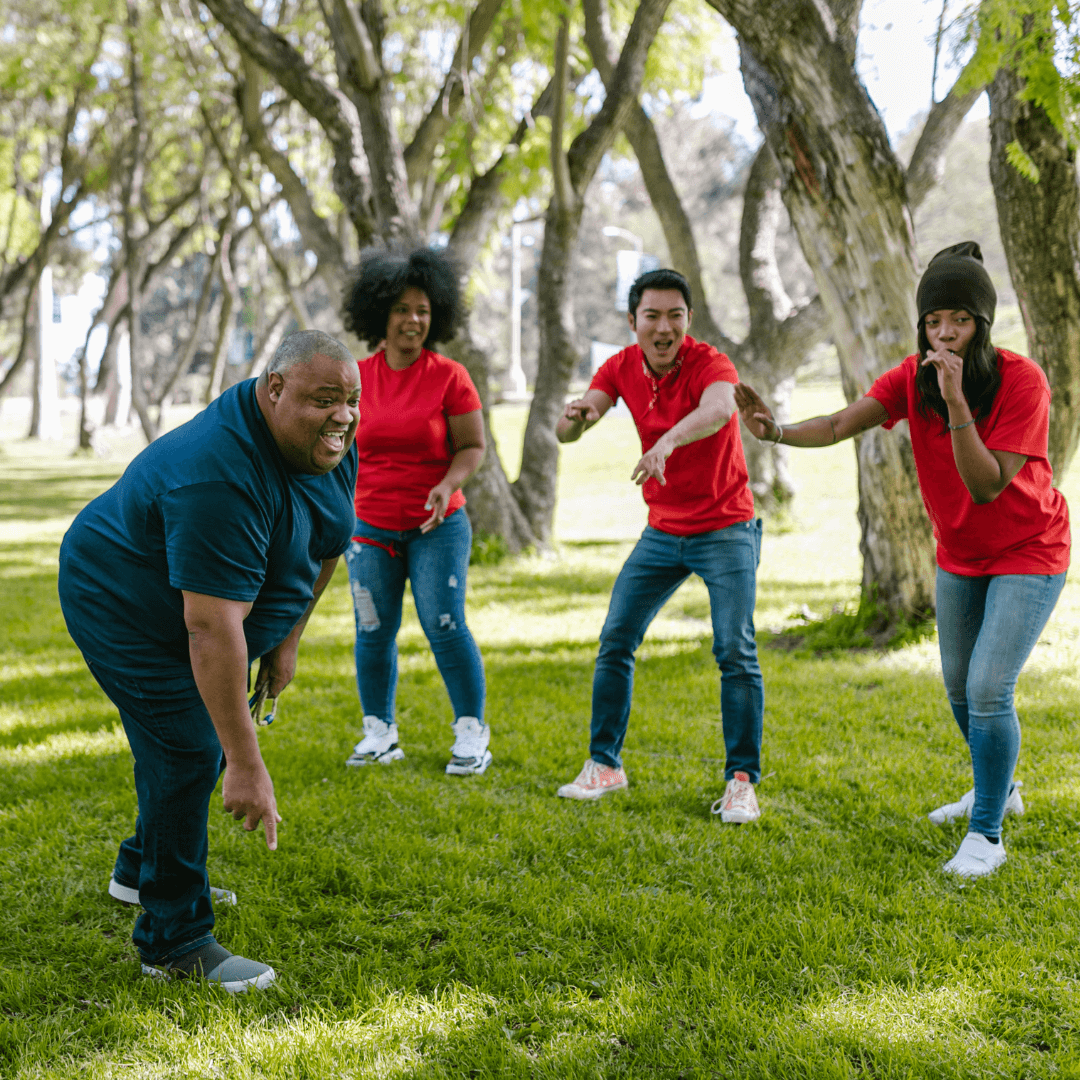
[421,480,453,533]
[631,441,671,486]
[562,398,600,426]
[734,383,778,441]
[222,758,282,851]
[253,640,298,700]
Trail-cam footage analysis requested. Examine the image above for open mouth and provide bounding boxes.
[320,431,346,453]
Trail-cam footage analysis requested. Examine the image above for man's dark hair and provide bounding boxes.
[342,246,461,348]
[627,269,692,322]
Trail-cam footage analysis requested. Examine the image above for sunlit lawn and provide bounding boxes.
[2,386,1080,1079]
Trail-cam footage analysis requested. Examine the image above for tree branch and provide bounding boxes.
[905,54,985,211]
[403,0,506,186]
[199,0,375,242]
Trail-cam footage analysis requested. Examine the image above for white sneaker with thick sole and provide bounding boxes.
[711,771,760,823]
[346,716,405,767]
[928,780,1024,825]
[556,759,628,800]
[943,832,1007,878]
[108,877,237,907]
[446,716,492,776]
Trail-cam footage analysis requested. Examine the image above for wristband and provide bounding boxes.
[948,419,975,431]
[771,422,784,445]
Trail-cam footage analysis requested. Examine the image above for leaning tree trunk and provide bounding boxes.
[715,2,935,620]
[988,64,1080,479]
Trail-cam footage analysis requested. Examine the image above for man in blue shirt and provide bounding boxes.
[59,330,360,992]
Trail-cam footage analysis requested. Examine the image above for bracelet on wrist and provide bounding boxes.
[948,419,975,431]
[771,422,784,445]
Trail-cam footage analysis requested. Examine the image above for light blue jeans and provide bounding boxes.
[936,568,1066,838]
[590,520,764,779]
[344,508,485,723]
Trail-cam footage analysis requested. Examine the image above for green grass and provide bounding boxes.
[2,389,1080,1078]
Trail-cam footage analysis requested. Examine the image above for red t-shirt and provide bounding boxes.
[868,349,1070,576]
[589,335,754,536]
[353,349,482,531]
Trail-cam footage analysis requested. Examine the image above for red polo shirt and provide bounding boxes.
[589,335,754,536]
[353,349,482,531]
[868,349,1070,576]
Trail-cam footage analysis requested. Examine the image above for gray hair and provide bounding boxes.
[265,330,354,376]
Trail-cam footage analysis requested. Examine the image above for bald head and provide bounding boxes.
[264,330,355,379]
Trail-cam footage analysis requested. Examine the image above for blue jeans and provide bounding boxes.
[345,508,485,722]
[936,568,1066,838]
[590,520,764,779]
[86,661,223,964]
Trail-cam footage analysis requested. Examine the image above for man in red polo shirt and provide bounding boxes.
[554,269,764,822]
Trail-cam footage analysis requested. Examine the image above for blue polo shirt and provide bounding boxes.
[58,379,358,677]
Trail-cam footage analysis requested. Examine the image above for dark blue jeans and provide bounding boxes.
[344,508,485,722]
[936,568,1066,837]
[590,520,764,779]
[86,661,222,964]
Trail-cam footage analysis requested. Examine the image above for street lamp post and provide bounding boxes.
[601,225,643,253]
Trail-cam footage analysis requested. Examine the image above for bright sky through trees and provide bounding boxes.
[698,0,986,143]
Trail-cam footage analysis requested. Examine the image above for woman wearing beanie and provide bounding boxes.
[340,247,492,777]
[736,242,1070,878]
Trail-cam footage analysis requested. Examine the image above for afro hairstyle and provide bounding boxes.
[342,246,462,348]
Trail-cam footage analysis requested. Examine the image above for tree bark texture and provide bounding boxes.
[988,64,1080,479]
[703,0,936,617]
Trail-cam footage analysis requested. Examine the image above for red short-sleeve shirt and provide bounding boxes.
[867,349,1070,576]
[590,335,754,536]
[354,348,482,531]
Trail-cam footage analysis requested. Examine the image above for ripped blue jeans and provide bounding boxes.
[344,508,485,723]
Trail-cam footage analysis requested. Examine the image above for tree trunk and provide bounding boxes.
[988,64,1080,479]
[515,196,582,543]
[710,4,936,619]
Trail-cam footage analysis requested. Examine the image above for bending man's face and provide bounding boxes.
[266,353,361,474]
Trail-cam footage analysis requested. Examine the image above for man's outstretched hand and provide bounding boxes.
[223,757,282,850]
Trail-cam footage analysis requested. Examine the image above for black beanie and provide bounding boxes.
[916,241,996,326]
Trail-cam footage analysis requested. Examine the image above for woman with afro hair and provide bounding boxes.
[341,246,491,776]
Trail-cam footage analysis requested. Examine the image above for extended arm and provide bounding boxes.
[920,349,1027,504]
[183,591,281,850]
[422,409,486,532]
[632,380,736,486]
[556,388,614,443]
[735,383,888,446]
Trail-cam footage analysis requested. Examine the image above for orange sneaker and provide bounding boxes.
[556,759,628,801]
[711,771,760,823]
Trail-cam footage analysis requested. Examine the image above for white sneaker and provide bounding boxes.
[711,771,760,823]
[943,832,1007,878]
[928,780,1024,824]
[556,759,628,800]
[446,716,492,776]
[345,716,405,766]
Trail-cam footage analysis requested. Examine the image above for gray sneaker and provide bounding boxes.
[141,942,275,993]
[928,781,1024,825]
[108,877,237,907]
